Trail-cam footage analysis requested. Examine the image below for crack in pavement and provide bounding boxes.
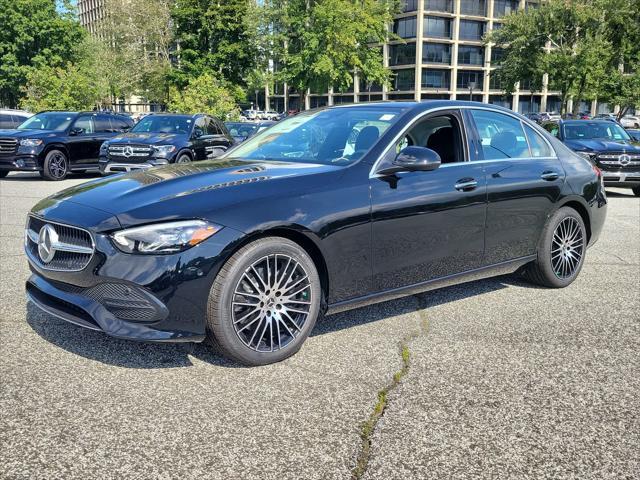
[351,294,430,480]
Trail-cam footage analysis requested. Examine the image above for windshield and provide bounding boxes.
[131,115,193,134]
[18,112,74,131]
[226,122,258,138]
[226,107,405,165]
[563,122,631,141]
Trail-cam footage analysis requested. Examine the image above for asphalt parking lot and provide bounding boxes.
[1,172,638,479]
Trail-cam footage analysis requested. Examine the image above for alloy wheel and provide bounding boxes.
[551,217,584,279]
[231,254,312,352]
[49,154,67,179]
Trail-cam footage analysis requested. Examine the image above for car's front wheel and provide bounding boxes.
[206,237,321,366]
[41,150,69,181]
[175,153,191,164]
[0,170,8,178]
[523,206,587,288]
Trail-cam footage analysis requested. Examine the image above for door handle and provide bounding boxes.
[541,171,560,181]
[454,178,478,191]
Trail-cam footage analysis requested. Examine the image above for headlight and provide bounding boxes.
[576,151,595,161]
[100,142,109,154]
[20,139,43,147]
[154,145,176,157]
[111,220,222,254]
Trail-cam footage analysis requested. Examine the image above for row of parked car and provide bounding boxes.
[0,105,639,195]
[0,110,275,180]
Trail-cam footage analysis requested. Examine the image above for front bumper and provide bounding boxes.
[26,223,245,343]
[601,170,640,187]
[0,154,40,171]
[99,156,170,174]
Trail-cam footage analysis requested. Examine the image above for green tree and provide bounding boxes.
[596,0,640,117]
[97,0,172,105]
[167,73,241,120]
[486,0,610,114]
[0,0,86,107]
[171,0,256,87]
[253,0,398,106]
[20,63,102,111]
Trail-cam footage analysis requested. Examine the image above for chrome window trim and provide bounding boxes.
[25,215,96,272]
[369,105,558,178]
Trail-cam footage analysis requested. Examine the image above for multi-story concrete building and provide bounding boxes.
[77,0,104,36]
[269,0,612,115]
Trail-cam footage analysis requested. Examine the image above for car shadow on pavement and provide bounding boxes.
[26,276,512,369]
[2,172,99,181]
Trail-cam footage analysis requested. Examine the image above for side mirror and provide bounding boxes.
[378,146,441,176]
[69,127,83,136]
[193,128,203,138]
[122,125,131,132]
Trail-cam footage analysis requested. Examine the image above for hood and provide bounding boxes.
[107,132,186,145]
[0,129,59,138]
[37,159,343,230]
[564,138,640,153]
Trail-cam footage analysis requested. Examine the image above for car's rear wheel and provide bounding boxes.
[42,150,69,181]
[206,237,321,366]
[632,186,640,197]
[523,207,587,288]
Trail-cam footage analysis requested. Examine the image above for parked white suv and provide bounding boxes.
[0,109,32,129]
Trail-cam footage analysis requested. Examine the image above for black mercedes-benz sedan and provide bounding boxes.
[24,102,607,365]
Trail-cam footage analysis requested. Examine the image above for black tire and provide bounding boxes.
[42,149,69,181]
[522,207,587,288]
[175,153,191,164]
[632,186,640,197]
[0,170,8,178]
[206,237,322,366]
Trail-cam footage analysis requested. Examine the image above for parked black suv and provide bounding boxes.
[0,111,134,180]
[99,113,234,174]
[543,119,640,196]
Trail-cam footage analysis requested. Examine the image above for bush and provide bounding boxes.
[168,73,241,120]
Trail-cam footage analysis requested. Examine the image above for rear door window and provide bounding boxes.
[470,110,530,160]
[94,115,112,133]
[73,115,95,134]
[523,124,554,157]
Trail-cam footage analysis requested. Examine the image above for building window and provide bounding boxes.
[458,20,486,40]
[393,69,416,91]
[359,78,383,92]
[393,17,417,38]
[494,0,518,17]
[422,42,452,64]
[457,70,484,89]
[525,1,539,10]
[424,0,453,13]
[424,16,452,38]
[421,69,451,89]
[489,95,511,109]
[389,43,417,66]
[488,72,503,90]
[458,45,484,65]
[490,47,505,64]
[460,0,486,16]
[491,22,503,31]
[402,0,418,13]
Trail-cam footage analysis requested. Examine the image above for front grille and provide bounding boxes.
[596,152,640,171]
[25,216,94,271]
[108,144,153,161]
[0,137,18,155]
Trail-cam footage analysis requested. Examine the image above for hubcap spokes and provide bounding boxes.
[551,217,584,279]
[232,254,312,352]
